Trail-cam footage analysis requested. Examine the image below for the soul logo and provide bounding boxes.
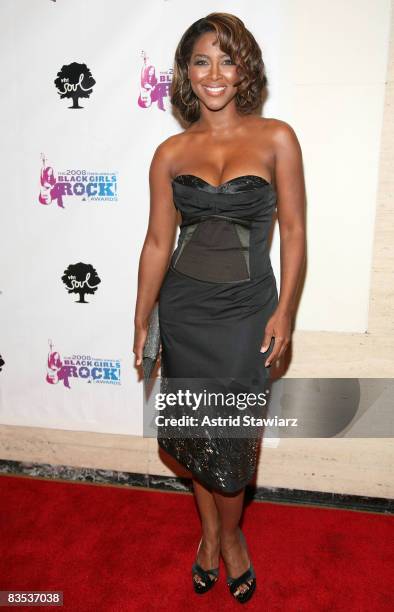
[61,262,101,303]
[54,62,96,108]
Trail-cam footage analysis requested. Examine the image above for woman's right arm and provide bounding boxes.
[133,139,178,367]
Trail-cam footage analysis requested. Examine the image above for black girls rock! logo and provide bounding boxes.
[138,50,172,112]
[46,340,121,388]
[62,263,101,303]
[54,62,96,108]
[39,154,118,207]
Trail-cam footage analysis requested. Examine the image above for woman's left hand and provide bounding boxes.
[260,309,292,367]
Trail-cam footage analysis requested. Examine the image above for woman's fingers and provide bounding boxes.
[260,311,292,367]
[133,327,148,366]
[260,331,273,353]
[265,337,283,366]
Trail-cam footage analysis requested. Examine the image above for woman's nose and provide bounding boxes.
[209,64,221,79]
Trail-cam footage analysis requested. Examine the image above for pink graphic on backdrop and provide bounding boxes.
[45,340,121,388]
[38,153,118,207]
[46,340,71,388]
[39,153,65,208]
[138,51,172,112]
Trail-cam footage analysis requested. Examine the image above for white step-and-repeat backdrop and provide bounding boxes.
[0,0,390,435]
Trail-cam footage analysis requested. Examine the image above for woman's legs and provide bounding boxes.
[192,477,221,585]
[192,478,253,596]
[212,487,253,596]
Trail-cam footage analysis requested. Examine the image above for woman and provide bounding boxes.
[134,12,305,604]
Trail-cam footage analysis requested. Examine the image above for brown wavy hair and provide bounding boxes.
[171,12,268,124]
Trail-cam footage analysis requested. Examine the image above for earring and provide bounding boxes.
[180,80,197,107]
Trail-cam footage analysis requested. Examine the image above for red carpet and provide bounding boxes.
[0,474,393,611]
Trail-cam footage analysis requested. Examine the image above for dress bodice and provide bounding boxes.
[169,175,277,283]
[172,173,272,193]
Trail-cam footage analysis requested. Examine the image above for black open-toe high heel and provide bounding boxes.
[192,537,220,594]
[226,529,256,604]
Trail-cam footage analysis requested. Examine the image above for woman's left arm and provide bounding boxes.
[260,120,306,367]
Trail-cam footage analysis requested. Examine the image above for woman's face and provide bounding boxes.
[187,31,240,111]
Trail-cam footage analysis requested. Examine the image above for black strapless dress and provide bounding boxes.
[157,174,278,494]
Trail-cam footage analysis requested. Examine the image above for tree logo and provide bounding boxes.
[54,62,96,109]
[62,262,101,303]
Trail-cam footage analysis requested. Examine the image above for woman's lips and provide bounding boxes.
[202,85,227,97]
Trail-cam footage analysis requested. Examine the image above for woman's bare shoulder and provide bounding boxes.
[154,131,188,155]
[259,116,300,143]
[149,132,189,183]
[247,115,295,135]
[151,132,188,167]
[248,117,301,154]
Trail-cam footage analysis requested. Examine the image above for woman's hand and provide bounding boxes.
[260,309,292,367]
[133,325,163,368]
[133,325,148,367]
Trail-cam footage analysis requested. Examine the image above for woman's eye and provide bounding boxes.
[194,59,235,66]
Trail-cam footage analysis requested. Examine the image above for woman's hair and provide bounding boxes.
[171,12,267,124]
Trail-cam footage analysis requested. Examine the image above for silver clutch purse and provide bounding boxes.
[142,302,161,381]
